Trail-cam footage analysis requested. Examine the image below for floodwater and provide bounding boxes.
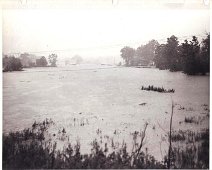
[3,64,209,161]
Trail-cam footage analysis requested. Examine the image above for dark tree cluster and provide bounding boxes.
[120,34,210,75]
[36,56,48,67]
[3,55,23,72]
[154,34,210,75]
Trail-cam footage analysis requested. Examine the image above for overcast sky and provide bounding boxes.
[2,0,210,60]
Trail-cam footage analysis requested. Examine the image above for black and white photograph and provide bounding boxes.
[2,0,210,169]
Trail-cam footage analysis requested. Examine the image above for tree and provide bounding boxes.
[135,45,144,65]
[199,34,210,74]
[136,40,159,66]
[120,46,135,66]
[154,44,167,69]
[19,53,31,67]
[180,36,200,75]
[36,56,48,67]
[48,54,58,67]
[3,55,9,69]
[154,35,180,71]
[3,55,23,72]
[19,53,37,67]
[165,35,180,71]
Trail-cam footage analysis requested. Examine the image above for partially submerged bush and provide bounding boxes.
[141,85,175,93]
[184,116,196,123]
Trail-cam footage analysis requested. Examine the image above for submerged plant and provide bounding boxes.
[141,85,175,93]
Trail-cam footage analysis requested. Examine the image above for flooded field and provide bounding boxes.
[3,64,209,161]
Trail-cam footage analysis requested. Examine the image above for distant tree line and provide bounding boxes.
[120,34,210,75]
[121,40,159,67]
[3,53,58,72]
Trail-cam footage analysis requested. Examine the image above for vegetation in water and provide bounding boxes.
[169,129,209,169]
[3,118,209,169]
[141,85,175,93]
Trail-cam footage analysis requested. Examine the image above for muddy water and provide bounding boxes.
[3,64,209,161]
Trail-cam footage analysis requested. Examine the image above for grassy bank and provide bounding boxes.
[3,119,209,169]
